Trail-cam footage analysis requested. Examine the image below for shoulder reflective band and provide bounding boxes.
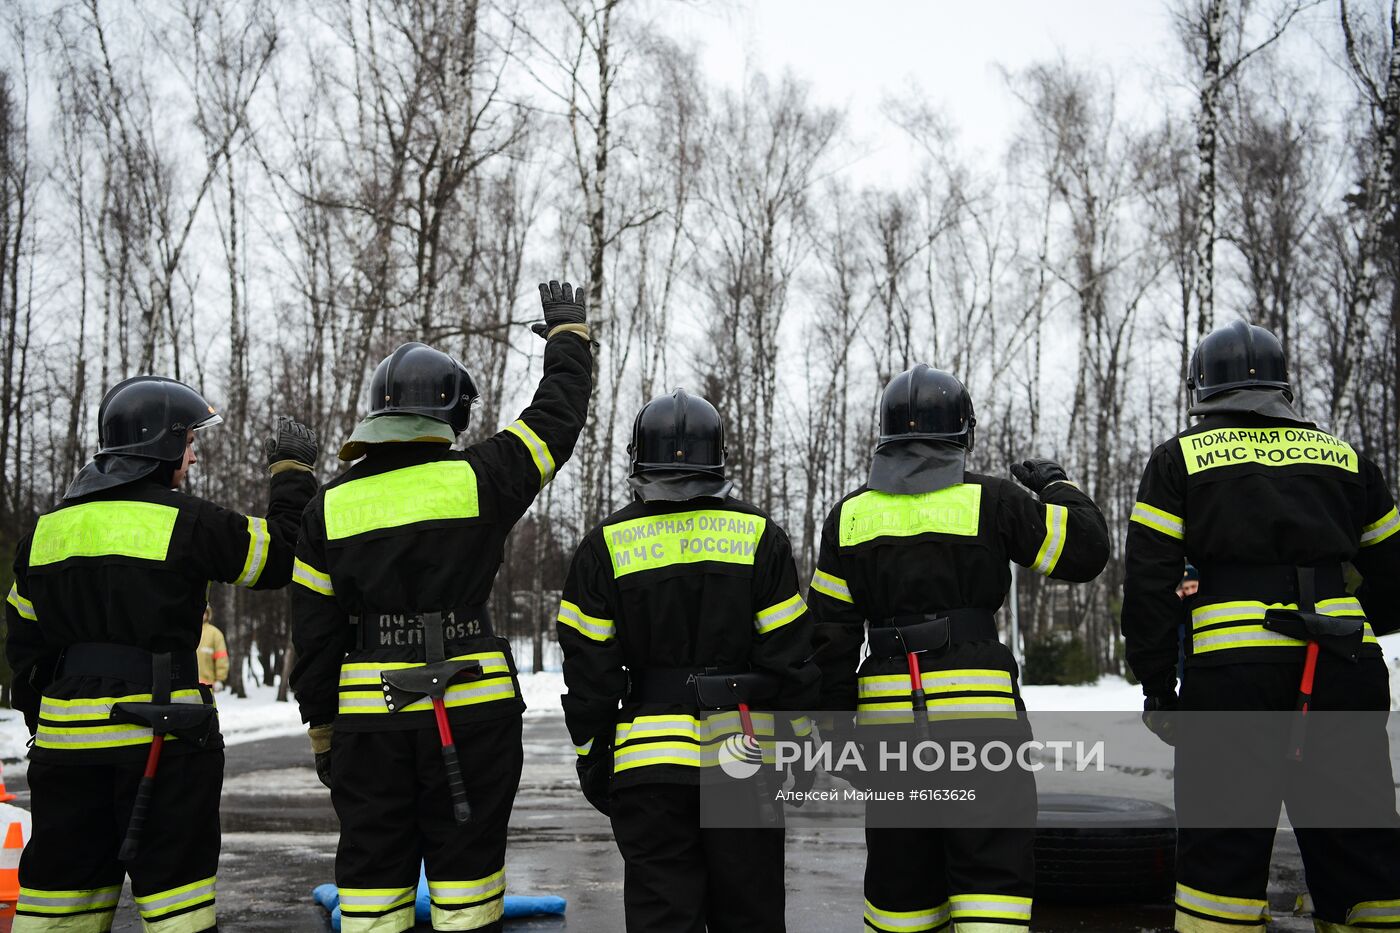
[1179,427,1358,475]
[6,584,36,621]
[17,884,122,919]
[1175,883,1267,924]
[949,893,1033,925]
[755,593,805,635]
[236,516,270,587]
[603,509,766,578]
[1361,507,1400,547]
[865,899,951,933]
[1130,501,1184,540]
[292,558,334,597]
[504,419,556,486]
[1031,504,1068,575]
[810,568,853,603]
[428,872,507,930]
[324,460,480,540]
[557,600,615,642]
[30,500,178,566]
[838,483,982,547]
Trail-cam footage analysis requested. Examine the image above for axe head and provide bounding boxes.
[1263,609,1364,660]
[380,659,484,711]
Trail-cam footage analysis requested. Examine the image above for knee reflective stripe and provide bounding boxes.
[556,601,614,642]
[35,690,206,750]
[236,516,270,587]
[810,569,853,603]
[862,898,951,932]
[337,653,516,714]
[1174,913,1265,932]
[1347,898,1400,927]
[949,894,1032,928]
[1130,501,1185,540]
[755,593,806,635]
[1174,883,1268,927]
[339,887,416,933]
[504,420,556,486]
[6,584,36,621]
[15,885,121,929]
[1031,504,1068,575]
[427,871,506,931]
[1361,507,1400,547]
[1191,600,1378,654]
[134,876,216,933]
[292,558,334,597]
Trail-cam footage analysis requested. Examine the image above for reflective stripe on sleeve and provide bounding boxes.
[810,568,853,603]
[1031,504,1068,575]
[575,738,594,756]
[557,600,615,642]
[237,516,271,587]
[505,419,557,486]
[1361,507,1400,547]
[292,558,335,597]
[754,593,805,635]
[6,583,36,621]
[1130,501,1185,540]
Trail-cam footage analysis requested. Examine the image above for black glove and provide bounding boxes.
[577,755,612,816]
[1142,693,1179,747]
[265,417,319,468]
[532,280,588,339]
[315,751,333,790]
[1010,458,1068,493]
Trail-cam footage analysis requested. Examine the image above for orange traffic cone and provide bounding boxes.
[0,821,23,916]
[0,761,17,803]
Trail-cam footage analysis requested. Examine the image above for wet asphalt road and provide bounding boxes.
[1,715,1313,932]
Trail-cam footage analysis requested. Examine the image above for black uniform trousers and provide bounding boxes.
[1175,656,1400,932]
[16,749,223,933]
[610,783,785,933]
[330,714,522,933]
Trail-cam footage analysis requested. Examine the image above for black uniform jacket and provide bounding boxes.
[557,495,818,789]
[1122,414,1400,687]
[5,470,314,762]
[290,332,591,732]
[807,473,1109,714]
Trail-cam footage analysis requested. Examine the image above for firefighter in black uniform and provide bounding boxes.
[5,376,317,933]
[289,281,592,933]
[808,364,1109,933]
[1122,320,1400,933]
[557,388,818,933]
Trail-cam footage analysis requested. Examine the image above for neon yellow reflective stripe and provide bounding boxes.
[341,905,415,933]
[859,670,1013,698]
[338,653,512,686]
[839,484,982,547]
[1174,913,1264,933]
[557,600,615,642]
[337,653,516,714]
[339,887,417,910]
[235,516,270,587]
[428,870,508,929]
[755,593,805,635]
[324,460,479,540]
[17,885,122,915]
[1175,883,1267,922]
[1031,504,1067,575]
[292,558,334,596]
[810,568,853,603]
[949,893,1032,922]
[613,712,776,747]
[863,897,951,932]
[133,876,216,917]
[1349,898,1400,924]
[790,716,813,737]
[40,689,203,722]
[504,419,556,486]
[431,899,505,930]
[339,886,417,933]
[1130,501,1184,540]
[31,501,178,566]
[575,738,594,756]
[1179,427,1358,475]
[427,870,505,904]
[603,509,765,578]
[1361,507,1400,547]
[7,584,36,621]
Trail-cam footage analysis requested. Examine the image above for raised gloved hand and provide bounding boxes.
[309,723,334,790]
[1142,692,1179,747]
[1010,458,1068,493]
[265,418,319,473]
[533,280,588,339]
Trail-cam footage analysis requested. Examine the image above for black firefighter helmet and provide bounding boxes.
[368,342,479,434]
[878,363,976,451]
[96,375,224,461]
[1188,320,1292,405]
[629,388,726,477]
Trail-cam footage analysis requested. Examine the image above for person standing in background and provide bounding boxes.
[198,606,229,691]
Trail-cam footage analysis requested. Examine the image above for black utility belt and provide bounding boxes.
[1194,562,1346,606]
[354,604,492,651]
[60,643,200,690]
[627,667,780,708]
[866,609,998,658]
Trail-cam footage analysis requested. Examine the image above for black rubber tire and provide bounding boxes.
[1034,794,1176,905]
